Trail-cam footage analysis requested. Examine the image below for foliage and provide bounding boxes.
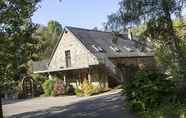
[33,20,63,60]
[106,1,186,116]
[32,74,48,85]
[81,80,97,96]
[75,88,83,96]
[0,0,41,92]
[48,20,63,35]
[42,79,55,96]
[33,79,44,97]
[0,0,40,116]
[103,13,124,32]
[123,70,186,117]
[75,80,102,96]
[106,0,186,80]
[42,79,74,96]
[53,79,65,96]
[0,0,63,116]
[65,84,75,95]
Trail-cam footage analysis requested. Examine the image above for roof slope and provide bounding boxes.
[33,26,154,73]
[32,60,49,73]
[67,26,154,58]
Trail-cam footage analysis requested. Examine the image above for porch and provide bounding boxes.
[47,66,109,89]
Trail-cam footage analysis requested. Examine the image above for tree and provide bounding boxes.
[48,20,63,35]
[105,0,186,117]
[106,0,186,80]
[34,21,63,60]
[103,13,124,32]
[0,0,40,117]
[92,27,98,31]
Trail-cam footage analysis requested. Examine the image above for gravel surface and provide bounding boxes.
[3,89,134,118]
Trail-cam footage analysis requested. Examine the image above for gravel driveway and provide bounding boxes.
[3,89,134,118]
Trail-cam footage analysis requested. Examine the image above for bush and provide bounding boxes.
[42,79,55,96]
[75,80,99,96]
[123,70,179,117]
[81,80,96,96]
[42,79,75,96]
[75,88,83,96]
[53,80,65,96]
[32,74,47,85]
[65,84,75,95]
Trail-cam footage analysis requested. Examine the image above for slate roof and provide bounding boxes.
[67,26,154,58]
[33,26,154,73]
[32,60,49,73]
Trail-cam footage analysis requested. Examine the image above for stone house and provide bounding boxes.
[33,26,155,89]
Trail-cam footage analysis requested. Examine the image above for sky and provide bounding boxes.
[32,0,121,29]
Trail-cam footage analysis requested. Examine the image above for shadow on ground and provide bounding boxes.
[8,92,134,118]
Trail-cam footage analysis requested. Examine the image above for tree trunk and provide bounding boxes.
[0,91,3,118]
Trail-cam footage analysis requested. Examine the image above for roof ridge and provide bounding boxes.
[66,26,127,34]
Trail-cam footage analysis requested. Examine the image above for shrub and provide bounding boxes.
[81,80,96,96]
[123,70,178,117]
[32,74,47,85]
[42,79,55,96]
[75,88,83,96]
[65,84,75,95]
[75,80,98,96]
[42,79,75,96]
[53,80,65,96]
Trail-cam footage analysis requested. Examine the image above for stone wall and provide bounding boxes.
[110,56,156,81]
[110,56,156,69]
[49,30,99,70]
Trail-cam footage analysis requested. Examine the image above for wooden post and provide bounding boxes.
[88,69,91,83]
[88,73,92,82]
[63,74,66,85]
[48,73,53,80]
[0,91,3,118]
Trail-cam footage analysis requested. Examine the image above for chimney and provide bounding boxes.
[128,28,133,40]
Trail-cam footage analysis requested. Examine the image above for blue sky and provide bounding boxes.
[32,0,186,29]
[32,0,121,29]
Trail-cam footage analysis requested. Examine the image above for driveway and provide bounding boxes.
[3,89,134,118]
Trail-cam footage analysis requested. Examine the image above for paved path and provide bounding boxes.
[3,89,134,118]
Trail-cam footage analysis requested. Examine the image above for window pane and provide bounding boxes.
[65,50,71,67]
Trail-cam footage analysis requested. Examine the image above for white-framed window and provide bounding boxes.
[124,46,135,52]
[92,45,104,52]
[146,47,153,52]
[110,46,121,52]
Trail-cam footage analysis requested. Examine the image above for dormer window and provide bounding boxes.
[146,47,153,52]
[137,47,145,52]
[97,47,104,52]
[110,46,121,52]
[92,45,104,52]
[124,46,135,52]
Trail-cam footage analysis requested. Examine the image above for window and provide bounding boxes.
[92,45,104,52]
[124,46,135,52]
[146,47,153,52]
[65,50,71,67]
[110,46,121,52]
